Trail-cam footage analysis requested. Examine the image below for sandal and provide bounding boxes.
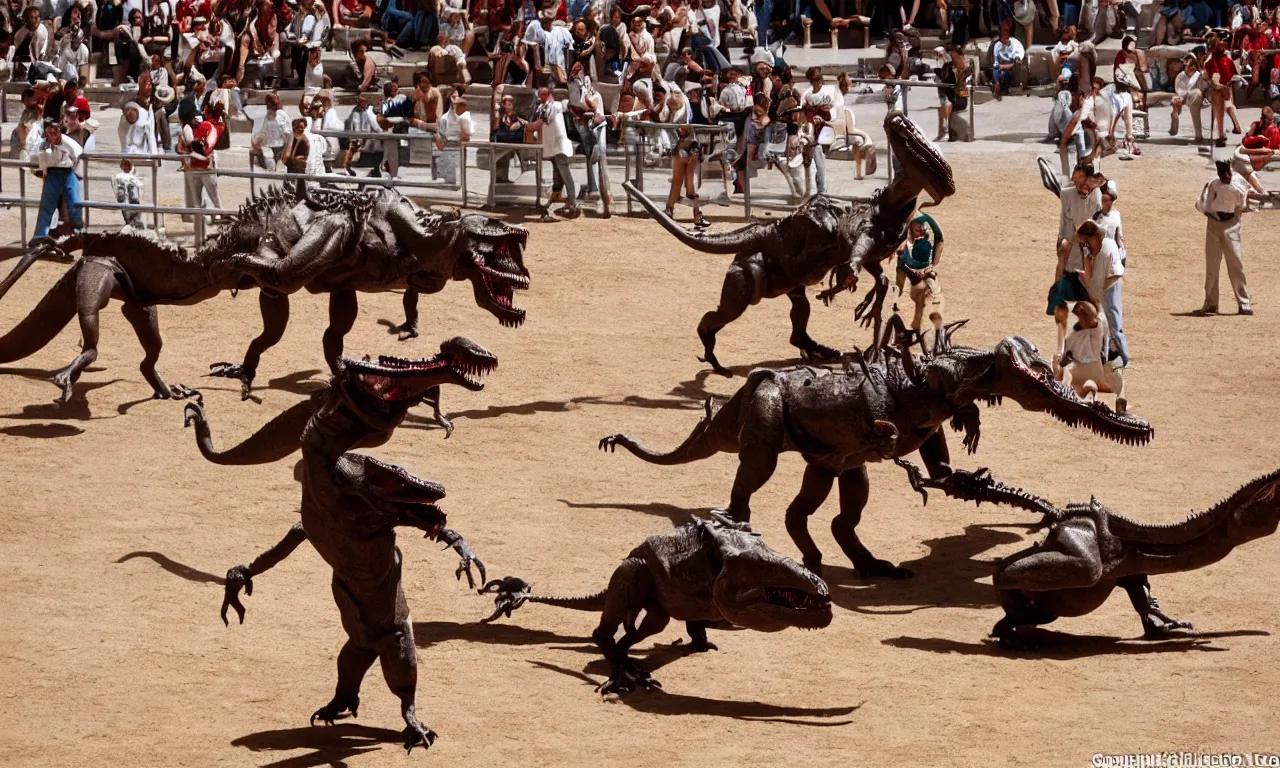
[693,215,711,228]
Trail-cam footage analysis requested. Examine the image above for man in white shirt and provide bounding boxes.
[33,119,83,242]
[252,92,291,170]
[1194,160,1252,315]
[1059,299,1127,413]
[1077,219,1129,368]
[801,66,836,194]
[1170,55,1204,140]
[530,87,579,217]
[432,95,473,188]
[1048,163,1102,359]
[990,23,1025,101]
[540,15,573,85]
[9,7,52,75]
[568,60,610,215]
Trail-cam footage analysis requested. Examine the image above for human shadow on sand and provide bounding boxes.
[0,378,122,420]
[883,629,1271,660]
[819,523,1033,614]
[0,421,84,438]
[231,723,404,768]
[528,654,861,725]
[116,551,226,585]
[412,619,587,650]
[558,499,716,527]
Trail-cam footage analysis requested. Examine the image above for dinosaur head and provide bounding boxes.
[703,520,832,632]
[336,453,447,536]
[340,337,498,407]
[440,214,530,328]
[885,113,956,207]
[976,336,1153,445]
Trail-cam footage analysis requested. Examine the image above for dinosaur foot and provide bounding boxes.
[389,322,419,341]
[696,355,733,378]
[854,558,914,580]
[597,660,661,696]
[310,694,360,726]
[670,637,718,653]
[1142,618,1195,639]
[52,371,75,404]
[598,434,627,452]
[994,631,1041,652]
[208,362,255,400]
[153,383,199,400]
[402,720,437,754]
[797,341,842,363]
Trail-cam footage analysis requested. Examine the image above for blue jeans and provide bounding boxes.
[1062,0,1080,26]
[398,10,436,48]
[382,0,411,37]
[754,0,772,44]
[992,65,1013,91]
[35,168,82,239]
[1103,279,1130,367]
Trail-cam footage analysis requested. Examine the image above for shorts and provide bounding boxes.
[938,91,954,107]
[1046,271,1089,315]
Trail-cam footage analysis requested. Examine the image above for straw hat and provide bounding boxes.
[154,84,175,105]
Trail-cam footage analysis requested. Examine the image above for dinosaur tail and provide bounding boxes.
[601,394,736,466]
[0,263,80,364]
[186,395,320,464]
[528,591,608,612]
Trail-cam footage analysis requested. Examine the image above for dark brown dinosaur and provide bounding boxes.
[198,337,497,752]
[623,113,955,376]
[480,515,831,696]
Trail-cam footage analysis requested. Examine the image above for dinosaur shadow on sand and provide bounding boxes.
[399,395,611,431]
[231,723,404,768]
[412,619,587,650]
[115,551,226,585]
[883,629,1271,660]
[819,523,1032,614]
[0,378,122,420]
[0,421,83,438]
[529,654,861,725]
[558,499,716,527]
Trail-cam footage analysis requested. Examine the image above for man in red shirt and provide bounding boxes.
[1202,37,1242,145]
[180,102,224,221]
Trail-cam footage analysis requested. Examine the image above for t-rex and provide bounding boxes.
[894,459,1280,648]
[599,322,1155,579]
[204,337,497,752]
[479,515,831,695]
[0,186,528,408]
[622,112,956,376]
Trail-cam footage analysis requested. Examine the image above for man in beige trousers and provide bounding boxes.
[1195,160,1252,316]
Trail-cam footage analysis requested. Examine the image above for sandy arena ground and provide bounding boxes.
[2,132,1280,766]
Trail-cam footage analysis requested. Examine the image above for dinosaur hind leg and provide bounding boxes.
[833,467,914,579]
[592,557,662,696]
[787,287,840,362]
[210,291,289,400]
[121,302,190,399]
[697,266,753,377]
[378,617,435,753]
[391,288,420,340]
[1119,575,1194,639]
[322,290,359,375]
[784,464,837,578]
[991,588,1059,650]
[310,639,377,725]
[53,269,115,403]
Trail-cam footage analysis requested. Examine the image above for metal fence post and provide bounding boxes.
[636,131,645,195]
[902,84,909,118]
[459,142,468,207]
[535,148,542,209]
[624,139,633,215]
[194,208,205,245]
[80,155,90,230]
[151,160,161,230]
[742,160,752,219]
[19,169,27,244]
[887,130,895,185]
[487,146,496,208]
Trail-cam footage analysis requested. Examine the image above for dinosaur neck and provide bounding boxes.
[300,386,403,467]
[392,209,458,280]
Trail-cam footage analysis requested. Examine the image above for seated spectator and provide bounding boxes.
[345,39,378,91]
[53,25,89,83]
[432,94,472,188]
[439,6,473,56]
[237,0,278,86]
[836,71,876,177]
[990,20,1024,101]
[8,6,49,80]
[429,32,470,84]
[529,11,571,86]
[1057,300,1126,413]
[1053,26,1080,84]
[1170,54,1205,141]
[383,0,436,54]
[333,0,375,27]
[252,91,291,170]
[409,71,442,130]
[302,42,328,88]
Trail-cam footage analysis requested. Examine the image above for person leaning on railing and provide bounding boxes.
[490,84,528,184]
[432,93,472,188]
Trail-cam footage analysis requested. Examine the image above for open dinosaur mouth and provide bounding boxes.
[886,113,956,202]
[1009,352,1154,446]
[472,239,529,328]
[363,454,447,499]
[347,338,497,399]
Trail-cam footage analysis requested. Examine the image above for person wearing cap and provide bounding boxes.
[1170,54,1205,140]
[43,79,79,123]
[32,118,84,243]
[63,97,97,154]
[178,71,207,125]
[152,83,177,149]
[1194,159,1252,315]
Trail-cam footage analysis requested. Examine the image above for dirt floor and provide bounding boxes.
[2,151,1279,767]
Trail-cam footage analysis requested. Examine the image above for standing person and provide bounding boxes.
[800,66,834,192]
[119,99,158,154]
[934,46,968,142]
[179,101,223,218]
[666,121,709,228]
[1092,179,1124,263]
[339,92,377,174]
[894,211,945,331]
[431,93,472,188]
[530,86,579,217]
[1077,220,1128,368]
[280,116,311,194]
[1047,162,1102,360]
[1194,160,1252,315]
[31,118,83,243]
[1170,54,1204,140]
[112,158,146,229]
[251,91,290,170]
[567,60,610,215]
[1203,36,1242,146]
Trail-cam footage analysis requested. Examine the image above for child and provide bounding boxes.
[112,158,145,229]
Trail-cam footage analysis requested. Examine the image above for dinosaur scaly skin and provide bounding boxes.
[600,326,1154,580]
[481,516,831,695]
[203,338,496,752]
[0,186,528,407]
[907,467,1280,647]
[624,113,956,376]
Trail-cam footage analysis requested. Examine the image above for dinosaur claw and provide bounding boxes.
[222,565,253,626]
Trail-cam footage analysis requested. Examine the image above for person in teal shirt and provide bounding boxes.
[894,212,944,330]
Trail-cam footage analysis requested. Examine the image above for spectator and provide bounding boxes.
[383,0,436,54]
[302,41,327,88]
[1053,26,1080,84]
[147,52,173,90]
[1057,300,1127,413]
[236,0,278,86]
[43,78,78,123]
[281,116,312,193]
[936,46,968,143]
[8,7,50,80]
[568,17,598,78]
[376,79,413,177]
[1077,219,1128,368]
[53,25,89,82]
[344,39,378,91]
[894,212,944,331]
[531,86,579,217]
[251,91,291,170]
[492,24,531,85]
[61,97,96,153]
[1203,35,1242,145]
[333,0,375,27]
[32,118,83,243]
[310,91,343,171]
[409,71,442,130]
[1092,179,1125,263]
[339,92,378,174]
[432,94,472,188]
[568,60,610,214]
[1170,54,1204,141]
[1107,78,1141,157]
[490,86,528,184]
[8,88,41,159]
[438,6,473,56]
[112,158,146,229]
[285,0,331,83]
[531,11,572,85]
[1048,162,1102,360]
[119,100,159,154]
[990,20,1024,101]
[153,84,177,150]
[1194,160,1251,315]
[429,31,470,84]
[666,119,709,228]
[180,101,224,219]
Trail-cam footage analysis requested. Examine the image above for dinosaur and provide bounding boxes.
[599,320,1154,580]
[479,515,831,695]
[894,458,1280,649]
[0,186,528,408]
[205,337,497,752]
[622,112,955,377]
